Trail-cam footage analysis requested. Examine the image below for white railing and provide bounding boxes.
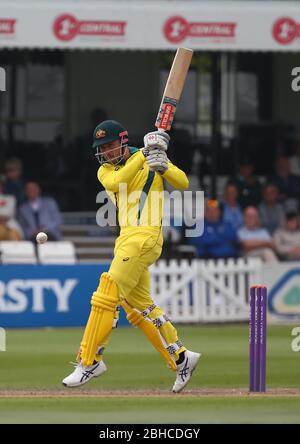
[150,258,262,323]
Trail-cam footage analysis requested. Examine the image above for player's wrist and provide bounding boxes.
[158,165,168,175]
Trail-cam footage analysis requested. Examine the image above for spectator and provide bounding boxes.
[221,182,243,230]
[0,176,24,239]
[258,183,285,234]
[271,155,300,210]
[18,182,62,241]
[0,216,21,241]
[238,207,278,262]
[3,158,25,205]
[230,158,262,209]
[0,196,22,241]
[189,199,238,259]
[274,211,300,261]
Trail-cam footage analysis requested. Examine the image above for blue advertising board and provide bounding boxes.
[0,265,128,328]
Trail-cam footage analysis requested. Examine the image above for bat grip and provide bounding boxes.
[157,128,169,134]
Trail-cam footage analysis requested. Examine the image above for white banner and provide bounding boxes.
[262,262,300,323]
[1,1,300,51]
[151,258,300,324]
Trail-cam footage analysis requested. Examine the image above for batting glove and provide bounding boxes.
[143,131,170,152]
[146,149,169,174]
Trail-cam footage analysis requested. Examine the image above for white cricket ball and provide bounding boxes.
[36,232,48,244]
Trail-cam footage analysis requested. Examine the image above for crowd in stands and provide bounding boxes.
[0,158,61,243]
[188,155,300,262]
[2,150,300,264]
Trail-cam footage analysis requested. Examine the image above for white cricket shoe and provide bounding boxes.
[62,360,107,387]
[172,350,201,393]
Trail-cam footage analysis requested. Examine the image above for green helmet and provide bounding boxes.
[92,120,129,165]
[92,120,127,148]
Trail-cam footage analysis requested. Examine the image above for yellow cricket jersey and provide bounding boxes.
[97,147,189,237]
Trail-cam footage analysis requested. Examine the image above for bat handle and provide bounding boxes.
[156,127,169,134]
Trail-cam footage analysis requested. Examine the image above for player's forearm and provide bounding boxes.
[273,234,292,254]
[98,150,145,192]
[288,246,300,256]
[274,240,289,254]
[162,163,189,190]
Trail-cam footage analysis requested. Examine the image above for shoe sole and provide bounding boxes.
[62,367,107,388]
[172,353,201,394]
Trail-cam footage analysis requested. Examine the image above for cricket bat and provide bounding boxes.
[155,47,193,132]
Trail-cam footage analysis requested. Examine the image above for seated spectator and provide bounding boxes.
[238,207,278,262]
[271,155,300,210]
[18,182,62,241]
[221,182,243,230]
[274,211,300,261]
[0,176,24,239]
[229,158,262,209]
[0,216,21,241]
[258,183,285,234]
[3,157,25,205]
[189,199,238,259]
[0,197,22,241]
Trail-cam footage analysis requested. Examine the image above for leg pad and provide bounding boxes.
[122,299,176,371]
[126,309,143,327]
[79,273,119,366]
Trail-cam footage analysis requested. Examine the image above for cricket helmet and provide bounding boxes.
[92,120,129,165]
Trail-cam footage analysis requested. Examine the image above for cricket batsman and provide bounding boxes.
[63,120,201,392]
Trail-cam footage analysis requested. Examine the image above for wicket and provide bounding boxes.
[249,285,267,392]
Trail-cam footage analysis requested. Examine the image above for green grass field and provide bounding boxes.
[0,325,299,423]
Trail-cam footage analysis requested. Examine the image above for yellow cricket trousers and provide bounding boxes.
[100,229,184,360]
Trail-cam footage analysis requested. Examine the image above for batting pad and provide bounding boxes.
[122,300,177,371]
[79,273,119,367]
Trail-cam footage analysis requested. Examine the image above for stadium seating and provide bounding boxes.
[0,241,37,264]
[37,241,77,264]
[61,212,117,262]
